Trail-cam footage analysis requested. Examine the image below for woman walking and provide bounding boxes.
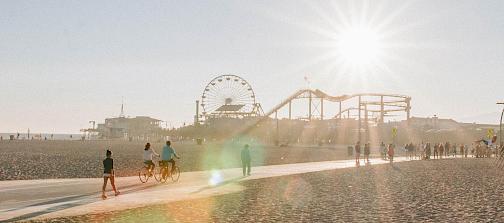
[388,144,395,164]
[102,149,120,199]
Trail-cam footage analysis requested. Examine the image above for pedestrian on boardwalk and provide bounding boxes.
[241,144,251,176]
[355,141,361,165]
[102,149,120,199]
[425,143,431,160]
[433,143,439,159]
[364,143,371,163]
[388,144,395,163]
[380,141,387,160]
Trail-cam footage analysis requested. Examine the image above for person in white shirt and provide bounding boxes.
[143,143,159,173]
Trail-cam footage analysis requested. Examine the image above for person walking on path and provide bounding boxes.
[444,142,450,157]
[388,144,395,163]
[102,149,120,199]
[364,143,371,163]
[433,143,439,159]
[380,142,387,160]
[241,144,251,176]
[425,143,431,160]
[355,141,361,165]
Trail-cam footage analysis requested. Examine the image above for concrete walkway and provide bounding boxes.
[0,157,414,221]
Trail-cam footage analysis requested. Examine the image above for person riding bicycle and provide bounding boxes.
[161,141,180,175]
[143,143,159,175]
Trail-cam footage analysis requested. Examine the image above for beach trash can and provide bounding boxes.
[347,146,354,156]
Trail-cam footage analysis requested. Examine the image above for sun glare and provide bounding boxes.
[337,26,383,68]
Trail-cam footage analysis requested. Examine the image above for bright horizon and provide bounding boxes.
[1,0,504,133]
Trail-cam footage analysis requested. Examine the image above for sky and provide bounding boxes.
[1,0,503,133]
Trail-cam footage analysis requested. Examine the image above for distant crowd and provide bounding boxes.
[352,138,504,165]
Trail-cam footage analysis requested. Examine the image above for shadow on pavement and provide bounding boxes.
[191,176,245,194]
[3,182,160,222]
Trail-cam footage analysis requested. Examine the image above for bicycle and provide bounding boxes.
[155,161,180,183]
[138,162,155,183]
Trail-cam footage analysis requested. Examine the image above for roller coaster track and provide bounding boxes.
[262,89,410,118]
[239,89,411,135]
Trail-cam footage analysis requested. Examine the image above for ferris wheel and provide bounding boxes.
[201,75,261,117]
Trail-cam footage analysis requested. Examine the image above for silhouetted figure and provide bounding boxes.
[241,144,251,176]
[102,150,119,199]
[355,141,361,165]
[388,144,395,163]
[425,143,431,160]
[380,142,386,160]
[364,143,370,163]
[433,143,439,159]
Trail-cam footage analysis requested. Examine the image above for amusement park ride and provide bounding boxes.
[196,74,411,125]
[196,75,264,123]
[194,74,413,142]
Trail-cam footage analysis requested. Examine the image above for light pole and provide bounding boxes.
[498,102,504,146]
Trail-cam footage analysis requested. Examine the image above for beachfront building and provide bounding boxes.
[96,116,163,140]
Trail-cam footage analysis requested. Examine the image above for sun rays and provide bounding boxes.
[255,0,422,90]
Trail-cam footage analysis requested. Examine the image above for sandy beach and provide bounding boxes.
[0,140,400,181]
[21,158,504,222]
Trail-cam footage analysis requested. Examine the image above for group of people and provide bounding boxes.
[420,142,468,159]
[354,140,493,164]
[101,141,253,199]
[101,140,180,199]
[355,141,395,165]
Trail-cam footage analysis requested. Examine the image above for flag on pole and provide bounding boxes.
[304,75,311,89]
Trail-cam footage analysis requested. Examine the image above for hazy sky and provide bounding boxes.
[1,0,504,133]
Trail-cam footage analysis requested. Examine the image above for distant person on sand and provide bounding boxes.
[425,143,431,160]
[355,141,361,165]
[433,143,439,159]
[364,143,370,163]
[380,142,386,160]
[143,143,159,175]
[161,141,180,175]
[388,144,395,163]
[102,149,120,199]
[241,144,251,176]
[444,142,450,157]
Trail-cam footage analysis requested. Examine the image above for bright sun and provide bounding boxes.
[337,26,383,69]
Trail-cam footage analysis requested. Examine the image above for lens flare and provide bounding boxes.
[209,169,223,186]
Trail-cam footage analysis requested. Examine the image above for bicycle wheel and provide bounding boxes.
[171,166,180,182]
[155,167,168,183]
[138,167,150,183]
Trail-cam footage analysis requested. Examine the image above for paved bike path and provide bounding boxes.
[0,157,413,221]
